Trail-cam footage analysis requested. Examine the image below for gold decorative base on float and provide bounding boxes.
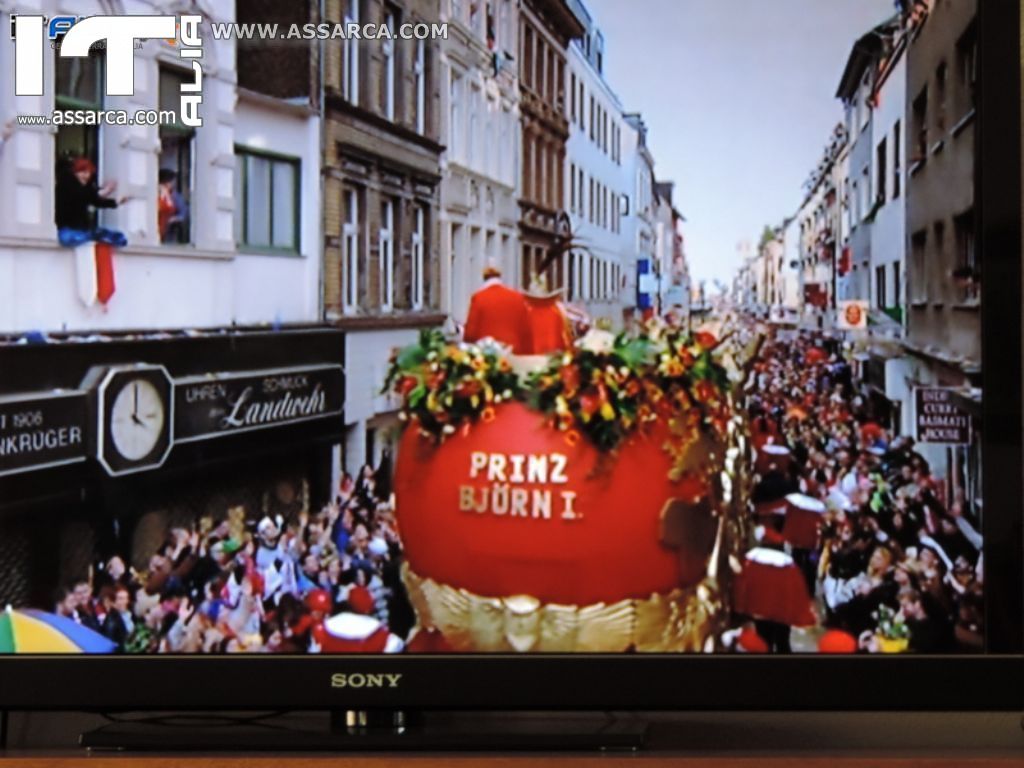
[402,562,721,653]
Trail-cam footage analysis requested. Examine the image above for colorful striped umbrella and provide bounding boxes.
[0,606,117,653]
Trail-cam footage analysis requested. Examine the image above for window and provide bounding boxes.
[876,137,887,204]
[382,8,399,120]
[521,25,533,91]
[578,81,584,129]
[521,244,532,290]
[893,261,901,309]
[589,96,595,141]
[411,205,425,309]
[912,87,928,161]
[159,67,196,244]
[379,199,396,310]
[893,120,902,198]
[343,0,360,105]
[569,164,576,213]
[957,24,977,111]
[450,70,463,162]
[236,148,299,253]
[570,73,576,123]
[860,166,870,222]
[414,38,426,134]
[55,51,103,227]
[577,169,584,219]
[468,84,480,168]
[343,187,361,312]
[588,177,594,224]
[954,209,978,301]
[875,264,887,309]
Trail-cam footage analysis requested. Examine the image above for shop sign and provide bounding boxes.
[174,365,344,442]
[0,391,87,476]
[915,388,972,444]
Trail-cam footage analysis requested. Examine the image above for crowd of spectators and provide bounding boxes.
[52,461,414,654]
[745,330,984,653]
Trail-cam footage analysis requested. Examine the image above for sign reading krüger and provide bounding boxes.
[174,365,344,442]
[0,391,88,476]
[915,387,972,445]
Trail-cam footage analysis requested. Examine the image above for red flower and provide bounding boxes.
[397,376,418,396]
[559,364,581,394]
[456,379,481,397]
[579,389,602,417]
[427,371,447,389]
[694,380,718,404]
[694,331,717,350]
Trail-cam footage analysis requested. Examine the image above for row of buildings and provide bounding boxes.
[735,0,981,519]
[0,0,689,588]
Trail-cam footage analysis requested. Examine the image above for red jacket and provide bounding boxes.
[463,280,531,354]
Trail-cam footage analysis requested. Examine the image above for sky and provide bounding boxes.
[586,0,898,289]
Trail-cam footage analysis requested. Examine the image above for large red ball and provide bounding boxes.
[395,402,717,606]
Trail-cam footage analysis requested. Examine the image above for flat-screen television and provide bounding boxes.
[0,0,1020,720]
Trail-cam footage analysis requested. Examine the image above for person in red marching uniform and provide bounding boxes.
[462,265,532,353]
[311,584,404,654]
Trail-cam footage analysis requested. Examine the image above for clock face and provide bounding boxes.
[110,378,166,461]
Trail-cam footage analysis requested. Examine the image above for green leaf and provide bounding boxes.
[397,344,428,370]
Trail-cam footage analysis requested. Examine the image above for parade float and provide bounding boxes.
[383,312,756,653]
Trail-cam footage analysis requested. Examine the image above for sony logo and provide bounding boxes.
[331,673,403,689]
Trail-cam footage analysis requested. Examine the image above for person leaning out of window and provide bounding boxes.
[55,156,129,247]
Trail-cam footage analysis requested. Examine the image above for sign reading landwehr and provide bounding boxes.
[0,391,88,476]
[915,387,972,445]
[174,365,345,443]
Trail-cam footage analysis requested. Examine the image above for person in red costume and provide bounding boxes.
[523,276,572,354]
[463,265,531,353]
[312,584,405,653]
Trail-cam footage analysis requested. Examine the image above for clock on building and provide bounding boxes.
[92,365,174,476]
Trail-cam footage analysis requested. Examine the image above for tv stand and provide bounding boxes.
[79,710,648,752]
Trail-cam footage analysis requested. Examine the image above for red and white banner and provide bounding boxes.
[74,241,116,307]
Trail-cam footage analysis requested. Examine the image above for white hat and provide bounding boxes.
[785,493,826,514]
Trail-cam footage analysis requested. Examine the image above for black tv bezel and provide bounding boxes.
[0,0,1021,713]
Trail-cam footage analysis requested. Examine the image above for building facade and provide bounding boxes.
[517,0,584,293]
[322,0,447,474]
[564,4,629,327]
[868,27,908,336]
[622,112,656,319]
[796,125,848,327]
[0,0,320,332]
[438,0,521,324]
[899,0,980,514]
[0,1,342,604]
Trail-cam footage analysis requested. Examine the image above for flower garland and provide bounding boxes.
[383,323,733,481]
[528,325,731,480]
[382,329,520,441]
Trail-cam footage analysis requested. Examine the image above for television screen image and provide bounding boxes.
[0,0,1002,669]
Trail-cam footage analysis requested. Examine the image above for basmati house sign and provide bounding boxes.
[915,387,972,445]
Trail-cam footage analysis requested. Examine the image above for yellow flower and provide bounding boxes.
[600,402,616,421]
[555,396,570,415]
